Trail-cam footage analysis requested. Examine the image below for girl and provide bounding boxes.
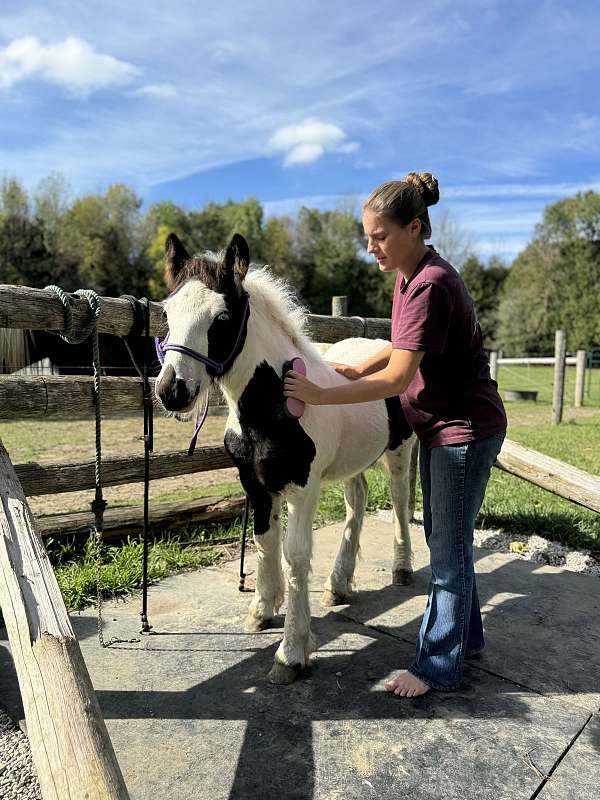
[283,172,507,697]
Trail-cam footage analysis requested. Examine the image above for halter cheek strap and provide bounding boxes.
[155,295,250,454]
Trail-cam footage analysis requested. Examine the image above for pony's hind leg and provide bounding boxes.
[245,495,285,632]
[384,436,416,586]
[322,472,368,607]
[269,481,320,685]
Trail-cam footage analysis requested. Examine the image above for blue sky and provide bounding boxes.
[1,0,599,262]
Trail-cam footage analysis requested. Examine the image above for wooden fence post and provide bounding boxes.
[552,330,566,425]
[0,440,130,799]
[575,349,586,408]
[489,350,499,382]
[332,296,348,317]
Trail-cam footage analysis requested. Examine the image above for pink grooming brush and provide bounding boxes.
[284,357,306,419]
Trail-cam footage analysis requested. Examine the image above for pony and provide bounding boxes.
[155,232,417,684]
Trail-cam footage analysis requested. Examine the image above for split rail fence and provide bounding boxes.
[0,285,599,798]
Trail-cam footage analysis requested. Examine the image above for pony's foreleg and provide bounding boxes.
[322,472,368,606]
[384,436,416,586]
[268,482,320,685]
[245,495,284,633]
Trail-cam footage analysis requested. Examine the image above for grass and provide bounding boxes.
[0,374,598,614]
[497,363,600,406]
[48,525,235,611]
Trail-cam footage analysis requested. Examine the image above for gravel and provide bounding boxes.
[375,509,600,577]
[0,710,41,800]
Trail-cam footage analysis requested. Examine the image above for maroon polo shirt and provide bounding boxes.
[391,247,507,448]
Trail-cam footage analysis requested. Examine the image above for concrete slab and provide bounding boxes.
[287,515,600,713]
[536,712,600,799]
[1,514,599,799]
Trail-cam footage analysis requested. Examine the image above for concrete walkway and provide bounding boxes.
[1,515,599,799]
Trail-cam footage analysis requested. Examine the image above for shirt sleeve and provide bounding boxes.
[391,281,453,353]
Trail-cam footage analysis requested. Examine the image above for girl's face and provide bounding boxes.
[362,208,422,274]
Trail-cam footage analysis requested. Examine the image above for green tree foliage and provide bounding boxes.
[0,177,56,287]
[460,255,509,348]
[56,184,149,295]
[498,191,600,354]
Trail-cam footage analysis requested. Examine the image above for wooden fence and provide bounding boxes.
[0,284,599,797]
[488,333,589,420]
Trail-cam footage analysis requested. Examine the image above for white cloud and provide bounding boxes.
[269,118,359,167]
[444,180,600,200]
[0,36,139,93]
[133,83,177,99]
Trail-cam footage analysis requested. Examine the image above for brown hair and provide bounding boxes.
[363,172,440,239]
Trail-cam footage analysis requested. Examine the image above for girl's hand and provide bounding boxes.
[283,370,324,405]
[329,362,362,381]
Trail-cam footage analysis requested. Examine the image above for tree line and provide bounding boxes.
[1,174,598,354]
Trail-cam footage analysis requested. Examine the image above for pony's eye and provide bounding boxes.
[217,312,229,322]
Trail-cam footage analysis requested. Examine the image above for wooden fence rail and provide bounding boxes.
[0,375,225,419]
[15,446,234,496]
[0,284,391,342]
[37,494,246,538]
[496,439,600,513]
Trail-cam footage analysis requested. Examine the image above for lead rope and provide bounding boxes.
[120,295,153,634]
[45,286,139,647]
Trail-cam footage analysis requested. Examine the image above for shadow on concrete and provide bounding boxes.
[1,544,598,800]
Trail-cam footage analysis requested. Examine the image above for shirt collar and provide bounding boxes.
[399,246,435,294]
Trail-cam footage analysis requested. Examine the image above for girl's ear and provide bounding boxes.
[164,233,190,290]
[224,233,250,288]
[409,217,422,238]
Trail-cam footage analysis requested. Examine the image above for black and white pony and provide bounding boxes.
[156,232,417,684]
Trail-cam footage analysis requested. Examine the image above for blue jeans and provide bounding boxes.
[408,433,505,690]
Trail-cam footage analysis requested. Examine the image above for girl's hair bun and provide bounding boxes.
[404,172,440,207]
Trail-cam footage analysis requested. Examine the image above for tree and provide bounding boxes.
[461,255,509,348]
[497,190,600,354]
[0,177,56,287]
[291,208,389,316]
[432,210,473,270]
[34,172,70,254]
[261,216,304,291]
[56,184,147,295]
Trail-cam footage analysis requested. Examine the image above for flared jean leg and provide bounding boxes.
[409,434,504,690]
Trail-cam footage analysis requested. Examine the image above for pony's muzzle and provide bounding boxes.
[156,364,199,412]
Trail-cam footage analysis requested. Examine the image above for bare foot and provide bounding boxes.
[384,670,431,698]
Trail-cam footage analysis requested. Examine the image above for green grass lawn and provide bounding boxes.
[497,363,600,406]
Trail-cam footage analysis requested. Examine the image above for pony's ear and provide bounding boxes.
[164,232,190,290]
[224,233,250,288]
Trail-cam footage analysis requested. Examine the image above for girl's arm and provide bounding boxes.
[331,343,393,379]
[285,348,424,405]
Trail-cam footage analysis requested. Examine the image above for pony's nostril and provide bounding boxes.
[173,378,189,405]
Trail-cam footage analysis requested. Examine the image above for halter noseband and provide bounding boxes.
[154,295,250,454]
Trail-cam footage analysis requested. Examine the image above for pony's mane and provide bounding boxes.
[185,250,312,350]
[243,266,310,349]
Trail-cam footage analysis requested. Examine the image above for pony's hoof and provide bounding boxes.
[267,661,304,685]
[244,614,271,633]
[392,569,413,586]
[321,589,346,607]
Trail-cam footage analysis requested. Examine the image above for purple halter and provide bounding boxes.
[155,296,250,455]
